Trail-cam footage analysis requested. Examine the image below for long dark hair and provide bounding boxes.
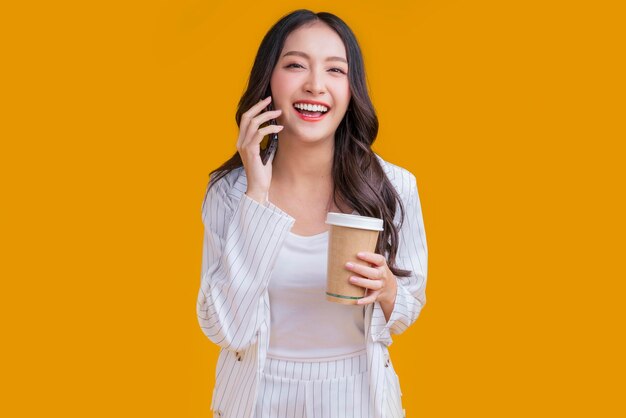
[206,9,411,278]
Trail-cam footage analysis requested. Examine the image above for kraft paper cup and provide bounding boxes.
[325,212,384,305]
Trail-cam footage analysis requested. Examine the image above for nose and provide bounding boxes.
[304,67,326,95]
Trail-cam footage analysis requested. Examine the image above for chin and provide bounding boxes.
[292,125,338,142]
[295,132,334,143]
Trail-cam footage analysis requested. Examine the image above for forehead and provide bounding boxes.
[281,22,347,59]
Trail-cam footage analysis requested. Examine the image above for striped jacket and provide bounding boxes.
[197,154,428,418]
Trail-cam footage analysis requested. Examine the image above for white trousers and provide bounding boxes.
[254,349,371,418]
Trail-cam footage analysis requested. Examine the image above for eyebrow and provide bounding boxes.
[281,50,348,64]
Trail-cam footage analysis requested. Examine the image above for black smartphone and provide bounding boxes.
[261,101,279,165]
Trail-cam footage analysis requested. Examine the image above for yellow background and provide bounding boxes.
[2,0,624,416]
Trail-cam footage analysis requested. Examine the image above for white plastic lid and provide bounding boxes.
[325,212,384,231]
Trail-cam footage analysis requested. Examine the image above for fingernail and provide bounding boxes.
[357,252,365,257]
[266,96,272,101]
[278,126,284,130]
[349,277,357,282]
[346,262,354,268]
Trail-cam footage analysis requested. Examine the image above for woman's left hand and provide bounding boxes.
[346,252,398,305]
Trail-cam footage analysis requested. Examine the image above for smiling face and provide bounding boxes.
[270,21,351,144]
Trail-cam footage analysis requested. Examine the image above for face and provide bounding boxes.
[270,21,351,144]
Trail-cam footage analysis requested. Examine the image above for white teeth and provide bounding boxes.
[294,103,328,113]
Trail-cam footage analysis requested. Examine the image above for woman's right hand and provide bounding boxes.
[236,96,284,204]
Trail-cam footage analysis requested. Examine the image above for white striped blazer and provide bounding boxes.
[197,153,428,418]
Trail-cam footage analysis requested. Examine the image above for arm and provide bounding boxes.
[370,174,428,346]
[196,177,295,352]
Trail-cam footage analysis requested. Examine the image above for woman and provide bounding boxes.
[197,9,428,418]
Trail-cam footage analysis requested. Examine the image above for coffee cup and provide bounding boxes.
[325,213,384,304]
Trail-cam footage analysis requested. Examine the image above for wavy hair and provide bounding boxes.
[206,9,411,277]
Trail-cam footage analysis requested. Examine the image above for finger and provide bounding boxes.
[349,276,383,290]
[239,124,282,153]
[357,290,381,305]
[356,252,386,267]
[242,124,284,151]
[241,96,273,132]
[251,109,282,128]
[345,262,382,280]
[246,110,282,142]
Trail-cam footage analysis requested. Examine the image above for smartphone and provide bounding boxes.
[261,101,279,166]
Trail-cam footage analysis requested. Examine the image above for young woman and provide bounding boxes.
[197,9,428,418]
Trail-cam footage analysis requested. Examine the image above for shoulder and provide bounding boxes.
[209,166,247,199]
[374,153,417,200]
[202,166,247,215]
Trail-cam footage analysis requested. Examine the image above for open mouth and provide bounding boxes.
[293,103,330,120]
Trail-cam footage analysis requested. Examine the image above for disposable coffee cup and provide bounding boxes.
[325,212,384,304]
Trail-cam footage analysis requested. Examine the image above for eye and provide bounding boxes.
[286,63,304,69]
[330,68,347,74]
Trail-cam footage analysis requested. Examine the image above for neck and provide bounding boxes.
[271,133,334,188]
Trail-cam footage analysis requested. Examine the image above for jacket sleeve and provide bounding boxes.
[371,173,428,346]
[196,177,295,351]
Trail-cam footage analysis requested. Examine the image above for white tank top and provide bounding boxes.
[267,229,366,360]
